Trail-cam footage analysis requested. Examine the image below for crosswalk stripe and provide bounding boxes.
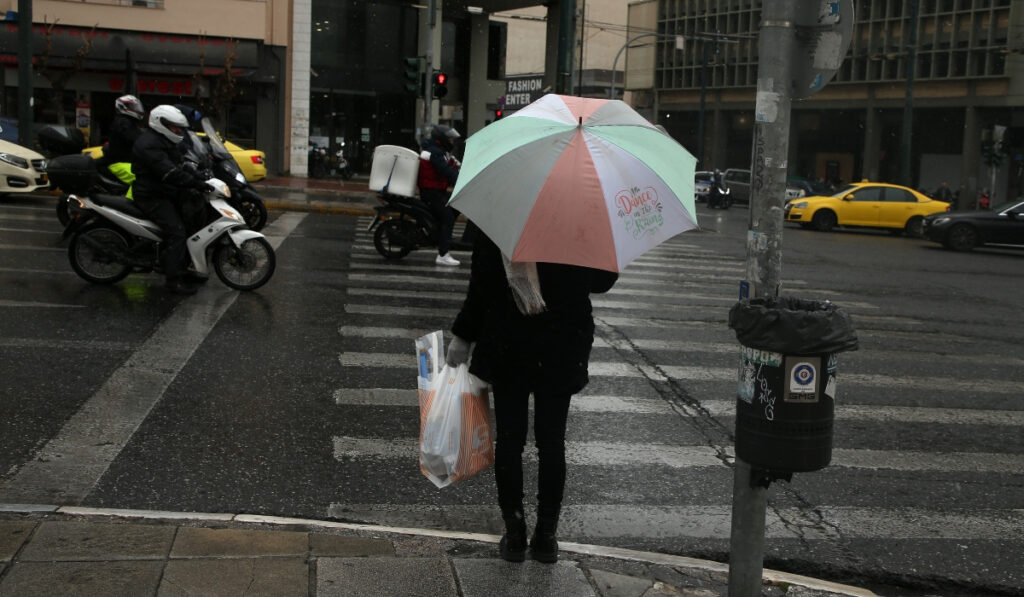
[337,351,1024,394]
[332,435,1024,474]
[331,388,1024,426]
[325,503,1024,541]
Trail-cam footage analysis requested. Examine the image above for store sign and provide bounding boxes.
[505,75,545,110]
[109,77,196,96]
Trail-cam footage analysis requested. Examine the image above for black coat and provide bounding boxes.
[132,129,207,203]
[452,234,618,395]
[105,114,141,164]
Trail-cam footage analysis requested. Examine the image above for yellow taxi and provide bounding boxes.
[83,134,266,182]
[784,181,950,237]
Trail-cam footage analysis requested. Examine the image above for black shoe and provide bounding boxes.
[165,278,198,295]
[529,517,559,563]
[499,510,527,563]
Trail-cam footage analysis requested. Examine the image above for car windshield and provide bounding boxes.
[695,172,712,182]
[994,199,1024,213]
[830,184,858,197]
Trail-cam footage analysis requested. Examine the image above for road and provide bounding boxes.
[1,193,1022,596]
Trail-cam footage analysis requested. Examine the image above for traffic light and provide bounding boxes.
[494,109,503,120]
[403,57,421,96]
[432,71,448,99]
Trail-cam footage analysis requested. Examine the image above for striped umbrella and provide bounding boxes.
[448,94,698,272]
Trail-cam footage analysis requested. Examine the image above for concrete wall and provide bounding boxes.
[9,0,289,45]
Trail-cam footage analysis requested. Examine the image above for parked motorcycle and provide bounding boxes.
[61,131,275,291]
[198,117,268,231]
[367,192,474,259]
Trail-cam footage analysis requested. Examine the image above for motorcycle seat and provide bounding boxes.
[92,193,146,219]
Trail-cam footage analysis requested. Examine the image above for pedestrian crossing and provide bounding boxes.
[329,216,1024,578]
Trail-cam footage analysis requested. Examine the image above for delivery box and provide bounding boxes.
[369,145,420,198]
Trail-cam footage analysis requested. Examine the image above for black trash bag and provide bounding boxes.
[729,297,858,355]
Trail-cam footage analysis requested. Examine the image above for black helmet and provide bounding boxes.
[430,124,460,151]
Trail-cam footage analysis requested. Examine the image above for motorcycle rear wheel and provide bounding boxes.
[373,219,417,259]
[238,196,268,231]
[213,237,276,290]
[68,224,133,284]
[56,194,71,226]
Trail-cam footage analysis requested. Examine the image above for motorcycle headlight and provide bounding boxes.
[0,152,30,169]
[235,172,246,184]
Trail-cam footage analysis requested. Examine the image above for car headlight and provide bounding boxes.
[0,152,30,169]
[792,201,808,209]
[930,217,950,226]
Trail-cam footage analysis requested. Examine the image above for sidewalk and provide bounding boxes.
[252,175,380,217]
[0,505,877,597]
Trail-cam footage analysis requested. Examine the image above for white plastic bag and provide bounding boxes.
[414,331,493,488]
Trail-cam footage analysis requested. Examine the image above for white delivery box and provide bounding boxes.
[369,145,420,198]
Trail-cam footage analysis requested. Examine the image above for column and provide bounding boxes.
[289,0,312,177]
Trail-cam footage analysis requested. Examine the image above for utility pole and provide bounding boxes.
[17,0,33,147]
[555,0,576,94]
[729,1,797,595]
[422,0,438,134]
[899,0,920,187]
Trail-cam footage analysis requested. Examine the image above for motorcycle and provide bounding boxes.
[61,130,276,291]
[198,117,268,231]
[38,126,131,226]
[367,191,474,259]
[707,184,732,209]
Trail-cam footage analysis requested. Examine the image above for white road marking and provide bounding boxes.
[332,435,1024,474]
[0,300,85,308]
[337,350,1024,394]
[0,213,306,504]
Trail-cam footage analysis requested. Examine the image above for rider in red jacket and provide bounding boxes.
[417,125,461,266]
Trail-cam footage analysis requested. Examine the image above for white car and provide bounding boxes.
[0,138,48,194]
[695,170,713,202]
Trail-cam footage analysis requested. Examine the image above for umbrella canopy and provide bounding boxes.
[449,94,698,272]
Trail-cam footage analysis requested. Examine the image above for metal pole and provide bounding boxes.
[697,41,708,168]
[576,0,585,96]
[422,0,437,131]
[609,33,658,99]
[556,0,576,94]
[900,0,919,187]
[17,0,33,148]
[729,1,797,594]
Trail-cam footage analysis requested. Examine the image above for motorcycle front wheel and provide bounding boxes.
[373,219,417,259]
[213,237,276,291]
[68,224,133,284]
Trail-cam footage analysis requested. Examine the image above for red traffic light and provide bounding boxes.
[495,109,503,119]
[435,72,447,85]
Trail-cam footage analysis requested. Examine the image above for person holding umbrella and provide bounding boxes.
[445,235,617,563]
[443,95,699,563]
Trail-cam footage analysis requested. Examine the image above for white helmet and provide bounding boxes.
[148,105,188,145]
[115,95,145,120]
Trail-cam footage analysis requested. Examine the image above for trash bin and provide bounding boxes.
[728,297,858,473]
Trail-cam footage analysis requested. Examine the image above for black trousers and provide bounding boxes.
[492,379,573,520]
[134,196,188,279]
[420,187,455,256]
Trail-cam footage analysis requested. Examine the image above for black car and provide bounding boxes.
[922,198,1024,251]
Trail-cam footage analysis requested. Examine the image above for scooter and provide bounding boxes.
[367,192,475,259]
[198,117,268,230]
[61,131,276,291]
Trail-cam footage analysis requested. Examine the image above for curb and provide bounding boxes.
[0,504,878,597]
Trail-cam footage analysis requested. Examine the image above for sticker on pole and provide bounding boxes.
[785,357,820,403]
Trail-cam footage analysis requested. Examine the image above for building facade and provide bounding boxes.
[628,0,1023,205]
[1,0,289,172]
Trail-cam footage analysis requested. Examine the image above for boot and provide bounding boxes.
[499,509,527,562]
[529,515,559,563]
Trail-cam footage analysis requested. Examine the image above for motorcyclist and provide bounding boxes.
[99,94,145,189]
[131,105,213,295]
[708,168,728,209]
[417,124,461,266]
